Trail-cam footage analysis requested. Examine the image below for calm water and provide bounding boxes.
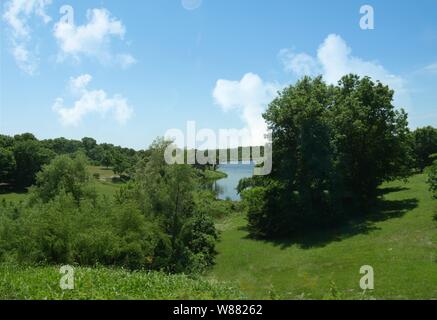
[214,163,255,201]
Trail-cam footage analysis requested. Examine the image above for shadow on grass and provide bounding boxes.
[241,187,418,250]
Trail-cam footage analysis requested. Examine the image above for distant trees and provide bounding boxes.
[0,147,15,183]
[0,134,140,189]
[241,75,413,238]
[412,127,437,172]
[12,140,55,189]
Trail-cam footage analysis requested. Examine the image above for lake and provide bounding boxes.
[214,163,255,201]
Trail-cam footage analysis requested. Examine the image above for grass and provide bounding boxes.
[203,169,228,181]
[0,191,28,204]
[209,174,437,299]
[88,166,116,180]
[0,265,243,300]
[1,173,435,300]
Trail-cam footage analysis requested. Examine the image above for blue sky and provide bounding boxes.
[1,0,436,149]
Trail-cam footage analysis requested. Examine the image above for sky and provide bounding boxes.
[1,0,436,150]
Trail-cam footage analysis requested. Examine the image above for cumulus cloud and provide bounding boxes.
[213,73,279,146]
[280,34,410,108]
[53,8,135,68]
[2,0,52,74]
[53,74,133,126]
[279,49,321,76]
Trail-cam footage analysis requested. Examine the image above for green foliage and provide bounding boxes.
[426,158,437,199]
[0,138,221,274]
[0,147,16,183]
[0,265,243,300]
[412,126,437,171]
[13,139,56,189]
[242,75,413,237]
[30,153,96,204]
[0,133,139,189]
[116,138,220,273]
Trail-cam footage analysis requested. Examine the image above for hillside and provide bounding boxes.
[210,174,437,299]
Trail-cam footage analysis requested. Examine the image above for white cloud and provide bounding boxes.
[116,53,137,69]
[181,0,203,11]
[423,63,437,74]
[2,0,52,74]
[213,73,279,146]
[280,34,410,109]
[279,49,320,76]
[53,74,133,126]
[53,8,135,68]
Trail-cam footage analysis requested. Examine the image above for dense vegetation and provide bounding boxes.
[238,75,435,238]
[0,133,141,190]
[0,139,236,274]
[426,154,437,199]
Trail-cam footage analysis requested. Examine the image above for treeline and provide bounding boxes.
[239,75,437,238]
[0,139,238,273]
[0,132,260,190]
[0,133,146,190]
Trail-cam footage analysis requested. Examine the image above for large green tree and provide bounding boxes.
[330,75,412,202]
[241,75,412,237]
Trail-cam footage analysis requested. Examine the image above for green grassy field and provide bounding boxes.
[209,174,437,299]
[1,173,435,299]
[0,265,243,300]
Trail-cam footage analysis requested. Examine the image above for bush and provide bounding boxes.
[0,139,221,274]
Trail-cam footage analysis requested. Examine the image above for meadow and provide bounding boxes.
[0,169,435,300]
[0,265,243,300]
[210,174,437,299]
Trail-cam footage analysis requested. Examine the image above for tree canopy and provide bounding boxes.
[241,75,413,237]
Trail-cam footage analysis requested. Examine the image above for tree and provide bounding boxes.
[412,126,437,172]
[241,75,412,237]
[0,147,15,183]
[117,138,219,272]
[31,153,96,204]
[330,75,412,202]
[426,156,437,199]
[13,140,55,189]
[101,150,114,168]
[112,151,131,176]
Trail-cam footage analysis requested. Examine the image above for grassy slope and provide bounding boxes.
[0,265,243,300]
[209,174,437,299]
[1,172,435,300]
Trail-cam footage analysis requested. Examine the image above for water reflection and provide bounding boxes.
[213,163,255,201]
